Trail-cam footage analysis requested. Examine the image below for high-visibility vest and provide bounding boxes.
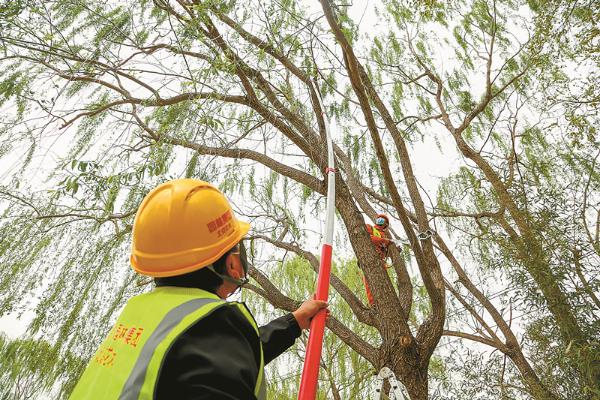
[372,226,383,238]
[367,224,384,238]
[70,286,266,400]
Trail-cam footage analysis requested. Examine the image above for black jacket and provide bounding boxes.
[154,287,301,399]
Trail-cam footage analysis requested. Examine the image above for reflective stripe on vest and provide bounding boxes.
[372,226,383,238]
[118,298,217,400]
[70,287,266,400]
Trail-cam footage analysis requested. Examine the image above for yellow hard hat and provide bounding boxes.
[130,179,250,277]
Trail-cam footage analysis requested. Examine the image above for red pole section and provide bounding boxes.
[298,243,333,400]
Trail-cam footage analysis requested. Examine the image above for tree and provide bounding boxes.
[427,0,600,394]
[0,333,83,399]
[0,0,596,398]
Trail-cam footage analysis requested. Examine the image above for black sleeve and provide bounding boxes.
[259,313,302,365]
[155,305,261,400]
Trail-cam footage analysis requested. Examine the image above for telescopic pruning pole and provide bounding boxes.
[298,83,336,400]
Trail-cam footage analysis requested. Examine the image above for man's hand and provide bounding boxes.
[292,296,329,330]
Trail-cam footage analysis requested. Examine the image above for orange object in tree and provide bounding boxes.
[363,214,391,305]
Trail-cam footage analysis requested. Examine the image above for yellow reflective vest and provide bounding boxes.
[70,286,266,400]
[372,226,383,238]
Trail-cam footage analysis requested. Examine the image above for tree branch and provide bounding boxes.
[443,330,502,349]
[247,266,378,365]
[249,233,376,326]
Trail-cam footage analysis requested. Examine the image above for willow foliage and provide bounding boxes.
[0,0,597,398]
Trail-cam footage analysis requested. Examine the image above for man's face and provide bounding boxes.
[375,217,387,229]
[217,242,250,299]
[228,244,248,282]
[229,241,249,277]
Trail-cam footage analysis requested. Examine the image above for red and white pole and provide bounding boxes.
[298,84,336,400]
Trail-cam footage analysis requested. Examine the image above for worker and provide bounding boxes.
[69,179,328,400]
[363,214,392,305]
[366,214,391,257]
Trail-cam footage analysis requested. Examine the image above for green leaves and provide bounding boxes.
[0,71,30,117]
[92,7,131,48]
[457,90,474,113]
[0,0,26,18]
[0,334,66,399]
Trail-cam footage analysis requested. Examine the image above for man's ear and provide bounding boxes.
[225,253,242,279]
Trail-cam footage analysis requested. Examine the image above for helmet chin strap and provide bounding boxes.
[206,265,249,287]
[221,274,249,287]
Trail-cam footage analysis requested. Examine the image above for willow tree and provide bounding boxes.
[0,0,591,398]
[358,0,599,395]
[0,333,82,399]
[416,0,599,394]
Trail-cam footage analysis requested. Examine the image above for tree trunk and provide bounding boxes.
[523,241,588,346]
[396,365,428,400]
